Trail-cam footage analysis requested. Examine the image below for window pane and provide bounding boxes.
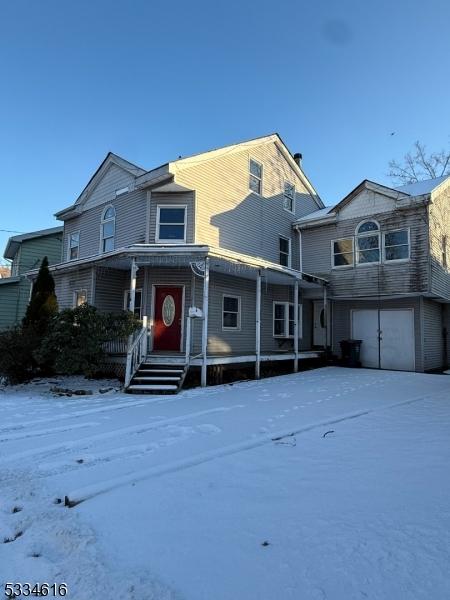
[334,239,352,254]
[288,321,294,336]
[358,221,379,233]
[385,245,409,261]
[70,232,79,247]
[358,235,379,250]
[102,221,114,237]
[70,246,78,260]
[104,207,115,219]
[280,253,289,266]
[249,175,261,194]
[284,182,295,199]
[274,304,285,319]
[159,224,185,240]
[159,208,185,224]
[334,252,353,266]
[223,296,238,312]
[250,160,262,178]
[103,237,114,252]
[223,312,238,328]
[279,238,289,253]
[274,319,285,336]
[358,249,380,263]
[283,196,294,211]
[288,305,294,320]
[385,230,408,246]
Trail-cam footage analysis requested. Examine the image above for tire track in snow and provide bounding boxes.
[63,390,447,507]
[0,421,99,443]
[0,405,243,465]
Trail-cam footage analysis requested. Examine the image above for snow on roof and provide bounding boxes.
[295,206,335,223]
[394,175,449,197]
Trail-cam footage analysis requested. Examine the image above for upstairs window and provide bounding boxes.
[68,231,80,260]
[356,220,380,264]
[279,236,291,267]
[74,289,87,307]
[384,229,410,262]
[156,206,187,243]
[249,159,262,195]
[332,238,354,268]
[101,205,116,253]
[222,295,241,330]
[283,182,295,213]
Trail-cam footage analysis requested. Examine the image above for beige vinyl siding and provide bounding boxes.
[54,268,93,309]
[422,299,445,371]
[84,163,136,210]
[331,297,424,372]
[148,192,195,244]
[428,181,450,300]
[172,141,320,268]
[302,206,429,298]
[63,188,147,261]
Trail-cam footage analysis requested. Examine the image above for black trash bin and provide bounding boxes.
[340,339,362,367]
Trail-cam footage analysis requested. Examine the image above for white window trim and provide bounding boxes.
[123,288,143,319]
[279,236,292,268]
[100,204,116,253]
[283,181,296,214]
[115,186,129,197]
[273,301,300,339]
[156,204,187,244]
[222,294,241,331]
[249,157,263,196]
[331,237,354,269]
[68,231,80,261]
[382,228,411,264]
[356,219,381,266]
[73,289,87,308]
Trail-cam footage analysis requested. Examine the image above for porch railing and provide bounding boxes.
[125,316,148,388]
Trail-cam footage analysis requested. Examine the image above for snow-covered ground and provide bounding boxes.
[1,367,450,599]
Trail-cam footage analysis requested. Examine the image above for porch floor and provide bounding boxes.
[146,351,322,366]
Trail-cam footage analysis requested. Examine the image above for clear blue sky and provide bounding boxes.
[1,0,449,258]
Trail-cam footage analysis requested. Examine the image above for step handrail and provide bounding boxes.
[125,316,148,388]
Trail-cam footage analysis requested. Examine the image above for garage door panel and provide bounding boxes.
[351,310,379,369]
[380,310,415,371]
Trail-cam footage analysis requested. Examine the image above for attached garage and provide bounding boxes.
[351,308,415,371]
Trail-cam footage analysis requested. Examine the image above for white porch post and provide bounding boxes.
[323,285,328,351]
[129,257,138,314]
[294,279,299,372]
[255,269,262,379]
[201,257,210,387]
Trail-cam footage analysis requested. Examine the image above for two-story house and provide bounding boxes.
[48,134,328,392]
[0,227,63,329]
[295,176,450,373]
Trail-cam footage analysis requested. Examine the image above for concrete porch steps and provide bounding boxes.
[126,362,187,394]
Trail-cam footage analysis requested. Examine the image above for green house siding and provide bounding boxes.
[0,232,62,329]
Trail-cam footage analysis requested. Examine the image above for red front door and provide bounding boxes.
[153,286,183,351]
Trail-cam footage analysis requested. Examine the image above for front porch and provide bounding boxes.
[50,244,328,392]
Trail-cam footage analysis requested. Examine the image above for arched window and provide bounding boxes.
[101,205,115,252]
[356,220,380,264]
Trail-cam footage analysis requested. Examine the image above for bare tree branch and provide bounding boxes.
[388,140,450,184]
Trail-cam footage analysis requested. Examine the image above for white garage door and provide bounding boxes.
[351,309,415,371]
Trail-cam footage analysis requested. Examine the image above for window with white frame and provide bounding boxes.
[283,181,295,212]
[222,295,241,330]
[68,231,80,261]
[383,229,410,262]
[249,159,262,195]
[356,220,380,264]
[156,206,186,242]
[74,289,87,307]
[124,289,143,319]
[332,238,354,267]
[101,205,116,253]
[115,186,129,197]
[279,237,291,267]
[273,302,298,338]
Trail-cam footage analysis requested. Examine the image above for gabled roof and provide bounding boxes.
[4,226,63,260]
[55,152,147,219]
[394,175,449,196]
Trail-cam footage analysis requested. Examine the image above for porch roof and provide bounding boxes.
[36,244,327,288]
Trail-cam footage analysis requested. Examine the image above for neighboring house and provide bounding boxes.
[0,227,63,329]
[46,134,328,392]
[295,176,450,373]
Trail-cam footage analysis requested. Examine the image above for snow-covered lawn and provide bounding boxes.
[1,367,450,599]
